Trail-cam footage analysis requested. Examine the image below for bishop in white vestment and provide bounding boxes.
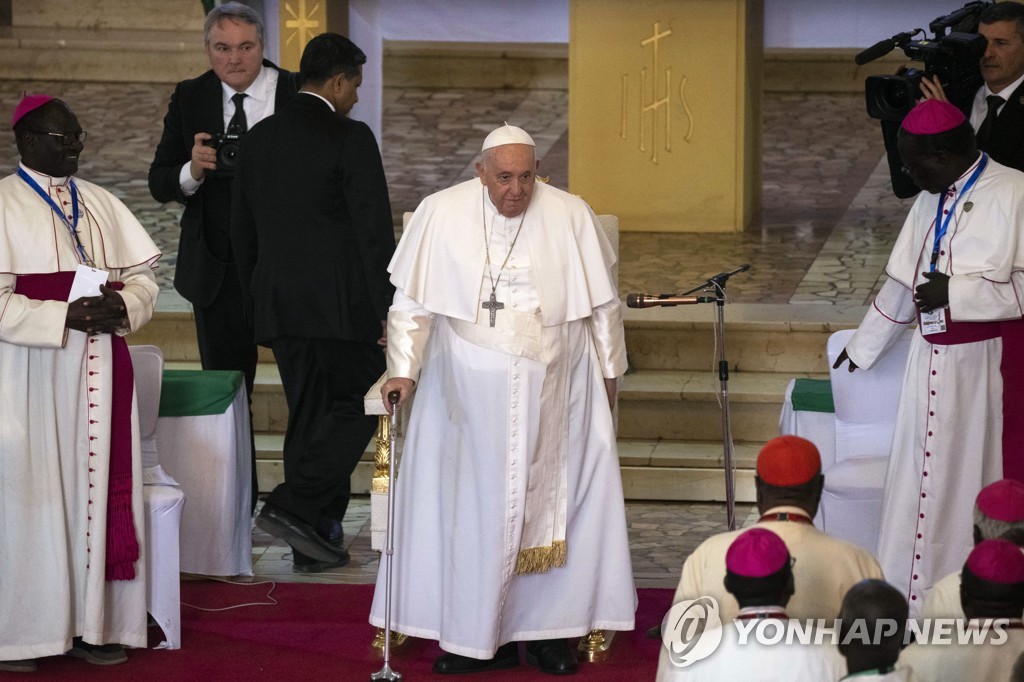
[837,100,1024,613]
[0,96,159,668]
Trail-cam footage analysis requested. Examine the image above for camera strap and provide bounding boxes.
[931,152,987,272]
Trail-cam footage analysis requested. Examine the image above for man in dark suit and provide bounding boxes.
[231,33,395,572]
[148,3,299,510]
[885,2,1024,198]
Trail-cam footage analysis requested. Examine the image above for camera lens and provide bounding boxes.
[881,81,910,110]
[218,141,240,170]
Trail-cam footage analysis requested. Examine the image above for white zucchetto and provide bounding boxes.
[481,122,536,151]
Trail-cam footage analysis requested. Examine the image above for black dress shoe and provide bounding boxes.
[67,637,128,666]
[256,503,343,563]
[432,641,519,674]
[525,639,578,675]
[316,517,344,546]
[292,547,350,573]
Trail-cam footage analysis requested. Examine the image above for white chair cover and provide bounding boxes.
[142,485,185,649]
[130,344,163,470]
[819,328,913,554]
[129,344,184,650]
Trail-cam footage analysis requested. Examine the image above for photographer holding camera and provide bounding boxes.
[148,3,298,514]
[884,2,1024,197]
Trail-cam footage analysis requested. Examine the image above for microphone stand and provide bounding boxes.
[634,264,750,531]
[679,266,748,532]
[634,264,749,641]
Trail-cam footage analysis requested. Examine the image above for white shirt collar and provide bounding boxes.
[983,70,1024,100]
[298,90,336,112]
[221,64,269,107]
[18,162,69,187]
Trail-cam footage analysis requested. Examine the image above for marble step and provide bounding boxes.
[0,25,208,83]
[622,304,862,373]
[132,304,862,373]
[619,369,824,442]
[11,0,205,31]
[159,360,820,445]
[254,433,760,503]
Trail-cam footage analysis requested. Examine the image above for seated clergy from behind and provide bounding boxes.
[657,528,845,681]
[674,435,883,621]
[901,539,1024,681]
[923,478,1024,620]
[838,580,919,682]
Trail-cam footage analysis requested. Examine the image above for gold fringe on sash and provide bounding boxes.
[514,540,567,575]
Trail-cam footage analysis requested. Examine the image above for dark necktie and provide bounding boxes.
[228,92,248,133]
[976,94,1002,148]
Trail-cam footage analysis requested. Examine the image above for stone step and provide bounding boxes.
[11,0,205,32]
[254,432,759,503]
[619,369,826,442]
[622,304,861,373]
[161,359,821,445]
[134,303,862,371]
[0,26,208,83]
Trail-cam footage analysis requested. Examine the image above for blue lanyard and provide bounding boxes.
[17,167,92,266]
[931,153,987,272]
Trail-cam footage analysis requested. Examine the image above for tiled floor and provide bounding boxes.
[249,498,761,589]
[0,79,904,590]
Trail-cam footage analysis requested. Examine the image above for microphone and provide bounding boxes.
[712,263,750,280]
[854,30,917,65]
[626,293,716,308]
[705,263,752,287]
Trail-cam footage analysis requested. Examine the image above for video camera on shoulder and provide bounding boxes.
[857,1,991,121]
[201,122,244,178]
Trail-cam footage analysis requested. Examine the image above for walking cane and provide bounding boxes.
[371,390,402,681]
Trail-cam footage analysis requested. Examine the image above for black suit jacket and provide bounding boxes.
[229,94,396,344]
[148,60,299,306]
[884,80,1024,198]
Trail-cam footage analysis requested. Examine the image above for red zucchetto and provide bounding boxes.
[756,435,821,487]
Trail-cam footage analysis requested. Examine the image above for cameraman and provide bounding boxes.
[885,2,1024,198]
[148,3,298,512]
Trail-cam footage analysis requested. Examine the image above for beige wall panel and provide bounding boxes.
[569,0,762,232]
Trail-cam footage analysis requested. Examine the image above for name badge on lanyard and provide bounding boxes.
[920,308,947,335]
[919,153,987,336]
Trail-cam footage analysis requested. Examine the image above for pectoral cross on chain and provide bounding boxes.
[482,291,505,327]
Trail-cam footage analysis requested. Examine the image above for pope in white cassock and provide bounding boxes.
[835,99,1024,615]
[0,96,160,672]
[369,124,636,676]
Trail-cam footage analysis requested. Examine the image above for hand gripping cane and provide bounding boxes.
[371,391,402,681]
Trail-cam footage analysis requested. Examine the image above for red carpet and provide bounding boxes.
[8,583,671,681]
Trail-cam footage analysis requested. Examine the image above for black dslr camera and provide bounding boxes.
[857,1,991,121]
[202,124,244,178]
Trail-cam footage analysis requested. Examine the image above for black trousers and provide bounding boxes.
[191,265,260,511]
[267,336,385,526]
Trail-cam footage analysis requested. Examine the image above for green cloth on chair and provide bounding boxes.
[790,378,834,413]
[158,369,244,417]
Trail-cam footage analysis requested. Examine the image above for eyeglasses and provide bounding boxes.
[30,130,87,145]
